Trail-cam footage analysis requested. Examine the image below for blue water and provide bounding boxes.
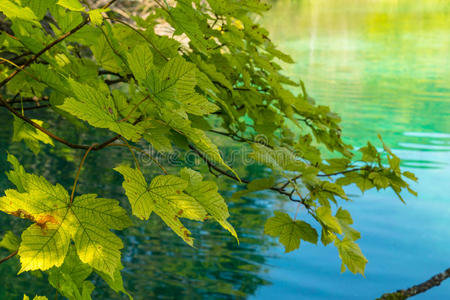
[253,1,450,299]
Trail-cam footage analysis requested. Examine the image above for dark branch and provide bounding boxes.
[4,96,49,104]
[279,167,369,190]
[379,267,450,299]
[15,104,51,111]
[209,129,273,148]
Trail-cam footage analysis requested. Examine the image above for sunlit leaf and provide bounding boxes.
[264,211,318,253]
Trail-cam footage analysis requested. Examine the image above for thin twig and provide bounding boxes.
[13,104,51,111]
[119,95,149,123]
[293,202,301,221]
[279,167,369,190]
[118,137,142,172]
[0,250,18,265]
[5,96,49,104]
[0,57,41,82]
[70,145,96,203]
[107,143,168,174]
[209,129,272,148]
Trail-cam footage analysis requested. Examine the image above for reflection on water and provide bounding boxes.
[0,116,276,299]
[0,0,449,299]
[264,0,450,157]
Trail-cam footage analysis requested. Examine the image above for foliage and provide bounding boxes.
[0,0,416,298]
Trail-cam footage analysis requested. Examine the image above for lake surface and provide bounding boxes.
[257,0,450,299]
[0,0,449,299]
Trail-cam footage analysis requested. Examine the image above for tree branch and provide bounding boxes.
[14,104,51,111]
[279,167,369,190]
[379,267,450,299]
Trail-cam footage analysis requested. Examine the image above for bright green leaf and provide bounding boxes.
[12,117,54,155]
[335,237,368,275]
[57,0,85,11]
[264,211,318,253]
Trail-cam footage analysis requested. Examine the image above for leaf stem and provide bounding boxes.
[0,250,18,265]
[70,145,96,203]
[119,95,149,123]
[118,137,142,173]
[107,143,168,174]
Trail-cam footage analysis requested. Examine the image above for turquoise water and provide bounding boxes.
[255,0,450,299]
[0,0,449,299]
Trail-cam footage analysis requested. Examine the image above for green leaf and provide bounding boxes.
[0,157,130,278]
[336,172,374,193]
[12,117,54,155]
[158,109,236,176]
[334,237,368,275]
[91,34,123,72]
[180,168,238,241]
[114,166,194,246]
[57,0,85,11]
[88,9,106,26]
[145,56,196,105]
[264,211,318,253]
[0,0,38,22]
[59,79,143,141]
[388,155,401,175]
[126,44,153,84]
[316,206,342,234]
[48,245,94,300]
[181,93,220,116]
[321,228,335,246]
[335,208,360,241]
[321,182,347,199]
[359,142,379,163]
[369,172,390,189]
[0,231,20,252]
[71,194,129,276]
[403,171,418,182]
[5,153,27,192]
[232,177,275,198]
[250,144,305,172]
[168,1,215,53]
[18,222,71,273]
[23,0,57,20]
[98,269,133,299]
[23,296,48,300]
[142,56,219,115]
[141,121,173,152]
[71,194,133,231]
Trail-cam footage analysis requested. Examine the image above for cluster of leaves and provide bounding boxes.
[0,0,417,298]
